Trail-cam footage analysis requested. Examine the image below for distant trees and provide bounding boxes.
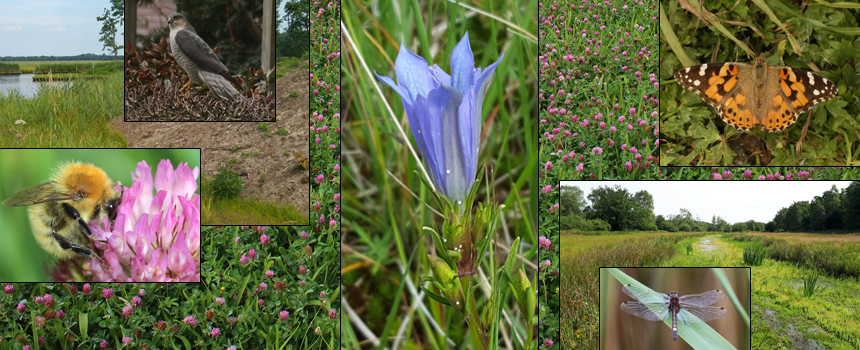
[279,0,309,57]
[587,185,656,231]
[845,182,860,230]
[559,185,655,232]
[558,182,860,233]
[745,220,765,232]
[560,185,611,231]
[0,54,114,62]
[767,183,860,232]
[559,185,586,217]
[97,0,123,61]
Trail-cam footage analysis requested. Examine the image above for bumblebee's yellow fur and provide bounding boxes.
[2,162,122,270]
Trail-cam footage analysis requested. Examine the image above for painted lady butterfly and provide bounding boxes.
[674,56,837,132]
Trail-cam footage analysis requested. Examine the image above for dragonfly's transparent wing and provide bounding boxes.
[677,289,724,307]
[620,301,669,321]
[678,306,728,323]
[622,284,670,304]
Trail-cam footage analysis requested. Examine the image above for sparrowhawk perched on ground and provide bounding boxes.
[168,12,246,101]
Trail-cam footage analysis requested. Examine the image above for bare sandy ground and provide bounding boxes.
[111,63,309,215]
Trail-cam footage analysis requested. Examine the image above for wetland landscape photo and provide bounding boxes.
[555,181,860,349]
[0,0,124,147]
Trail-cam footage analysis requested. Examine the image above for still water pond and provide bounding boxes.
[0,74,73,99]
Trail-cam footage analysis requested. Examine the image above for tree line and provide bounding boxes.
[0,54,116,62]
[560,182,860,233]
[769,183,860,232]
[279,0,309,58]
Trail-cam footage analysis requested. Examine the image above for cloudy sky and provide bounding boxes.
[0,0,120,57]
[559,181,852,223]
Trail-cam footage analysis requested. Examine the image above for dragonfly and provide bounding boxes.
[619,283,728,341]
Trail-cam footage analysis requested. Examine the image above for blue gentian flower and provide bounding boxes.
[375,32,503,204]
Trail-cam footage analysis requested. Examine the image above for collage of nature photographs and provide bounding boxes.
[0,0,858,349]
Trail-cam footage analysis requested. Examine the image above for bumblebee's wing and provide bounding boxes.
[1,182,77,206]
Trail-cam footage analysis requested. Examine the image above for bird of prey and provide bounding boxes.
[167,12,246,101]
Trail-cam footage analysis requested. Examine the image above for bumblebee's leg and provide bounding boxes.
[51,231,108,270]
[55,205,108,270]
[61,203,107,243]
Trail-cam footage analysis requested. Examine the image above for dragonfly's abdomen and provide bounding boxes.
[669,296,681,341]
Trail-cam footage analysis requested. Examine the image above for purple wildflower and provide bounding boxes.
[375,32,503,203]
[89,160,200,282]
[539,236,552,249]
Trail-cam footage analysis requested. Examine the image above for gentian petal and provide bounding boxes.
[412,87,453,198]
[374,71,413,105]
[394,44,434,101]
[457,85,479,197]
[473,53,504,102]
[450,32,475,96]
[429,65,452,91]
[375,36,504,204]
[472,53,504,149]
[440,87,469,201]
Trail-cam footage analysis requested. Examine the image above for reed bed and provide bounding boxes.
[0,70,125,147]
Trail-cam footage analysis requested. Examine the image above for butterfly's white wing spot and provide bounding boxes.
[806,71,817,85]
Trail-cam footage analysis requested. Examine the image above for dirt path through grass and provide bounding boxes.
[111,62,309,214]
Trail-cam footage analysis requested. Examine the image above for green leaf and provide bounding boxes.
[423,226,452,266]
[503,237,521,273]
[235,274,251,308]
[176,335,192,350]
[420,286,452,306]
[79,312,88,340]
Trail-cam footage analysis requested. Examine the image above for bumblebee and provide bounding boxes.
[2,162,123,270]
